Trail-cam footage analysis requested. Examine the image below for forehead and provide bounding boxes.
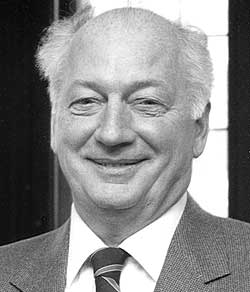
[66,9,180,93]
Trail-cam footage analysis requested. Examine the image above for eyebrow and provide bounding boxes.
[70,79,170,97]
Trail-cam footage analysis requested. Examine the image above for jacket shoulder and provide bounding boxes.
[186,196,250,269]
[0,229,55,271]
[219,216,250,258]
[189,196,250,246]
[199,208,250,271]
[0,227,57,252]
[0,220,69,279]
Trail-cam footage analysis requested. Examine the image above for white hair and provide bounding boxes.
[175,24,213,118]
[36,5,213,119]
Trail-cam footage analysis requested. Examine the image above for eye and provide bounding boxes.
[135,99,160,105]
[69,97,104,116]
[70,97,99,105]
[130,97,169,117]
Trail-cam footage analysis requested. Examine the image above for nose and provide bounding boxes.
[95,97,136,147]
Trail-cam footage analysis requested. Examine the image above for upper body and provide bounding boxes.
[1,194,250,291]
[1,4,248,292]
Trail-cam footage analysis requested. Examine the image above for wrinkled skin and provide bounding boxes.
[51,10,209,245]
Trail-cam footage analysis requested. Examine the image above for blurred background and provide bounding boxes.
[0,0,249,245]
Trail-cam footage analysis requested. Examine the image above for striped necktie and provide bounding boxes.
[90,247,129,292]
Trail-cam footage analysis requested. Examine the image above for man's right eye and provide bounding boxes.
[69,97,103,116]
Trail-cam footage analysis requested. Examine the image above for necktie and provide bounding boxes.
[90,247,129,292]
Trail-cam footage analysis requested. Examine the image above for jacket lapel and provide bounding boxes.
[7,196,232,291]
[154,195,230,292]
[9,219,70,292]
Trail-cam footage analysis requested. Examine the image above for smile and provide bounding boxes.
[89,159,144,167]
[86,158,147,182]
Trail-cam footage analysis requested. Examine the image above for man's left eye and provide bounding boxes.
[136,99,159,105]
[130,97,169,116]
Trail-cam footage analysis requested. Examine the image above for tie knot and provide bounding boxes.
[91,247,128,276]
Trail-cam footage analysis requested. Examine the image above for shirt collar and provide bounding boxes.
[120,193,187,281]
[66,192,187,286]
[66,205,106,287]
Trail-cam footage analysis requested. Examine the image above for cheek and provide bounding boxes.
[133,115,182,154]
[55,113,99,150]
[133,114,195,173]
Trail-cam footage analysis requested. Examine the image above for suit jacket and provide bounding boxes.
[1,195,250,291]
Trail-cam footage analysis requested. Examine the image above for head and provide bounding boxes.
[36,6,213,235]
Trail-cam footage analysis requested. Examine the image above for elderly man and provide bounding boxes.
[1,5,250,292]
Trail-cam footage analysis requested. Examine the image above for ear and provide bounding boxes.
[50,111,57,153]
[193,102,210,158]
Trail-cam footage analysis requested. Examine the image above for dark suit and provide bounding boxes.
[1,195,250,291]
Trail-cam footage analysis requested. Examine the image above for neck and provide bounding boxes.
[75,203,146,246]
[73,173,190,245]
[74,193,185,246]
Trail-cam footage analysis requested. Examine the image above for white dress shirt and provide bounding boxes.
[65,193,187,292]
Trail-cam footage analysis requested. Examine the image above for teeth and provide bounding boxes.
[100,163,133,167]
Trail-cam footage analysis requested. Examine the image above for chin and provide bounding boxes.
[86,183,143,211]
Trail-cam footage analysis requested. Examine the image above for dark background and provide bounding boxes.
[0,0,73,245]
[0,0,249,245]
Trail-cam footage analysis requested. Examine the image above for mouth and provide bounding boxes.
[86,158,148,183]
[87,158,146,168]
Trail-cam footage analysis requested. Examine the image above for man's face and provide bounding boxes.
[52,21,208,221]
